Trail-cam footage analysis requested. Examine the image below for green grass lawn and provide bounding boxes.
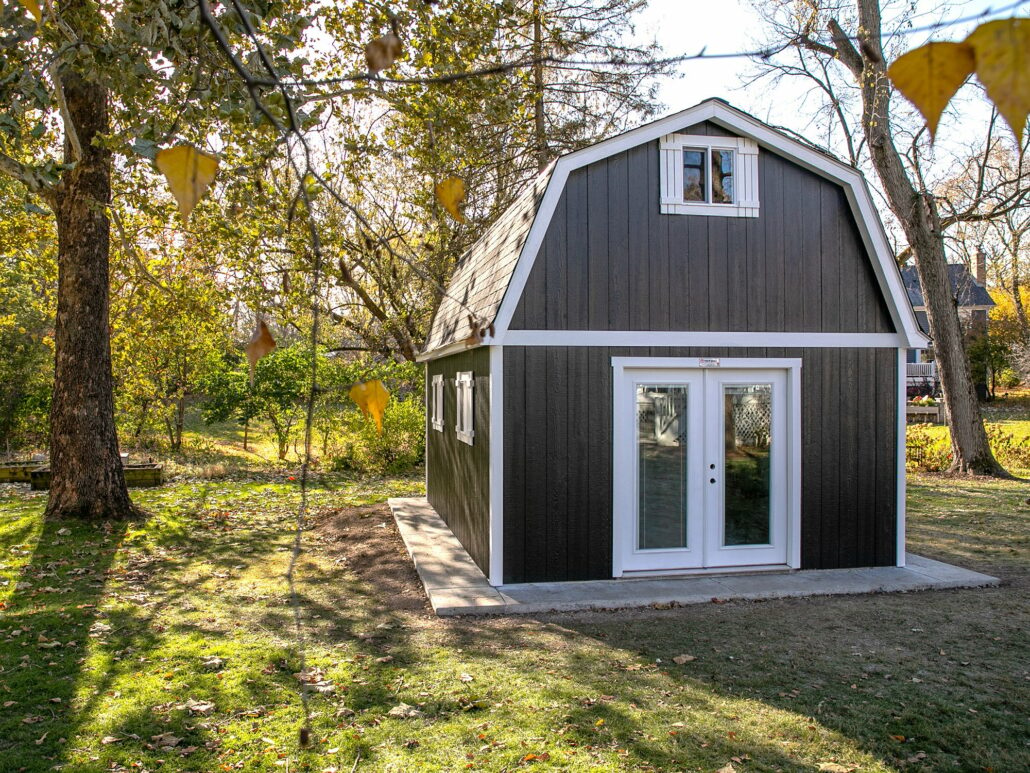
[1,470,1028,772]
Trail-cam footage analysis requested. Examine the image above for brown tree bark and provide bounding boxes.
[532,0,548,172]
[44,66,137,519]
[816,0,1007,476]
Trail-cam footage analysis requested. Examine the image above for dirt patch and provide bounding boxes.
[313,503,429,613]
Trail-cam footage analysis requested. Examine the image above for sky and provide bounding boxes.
[631,0,1030,153]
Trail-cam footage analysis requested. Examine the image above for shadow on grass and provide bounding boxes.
[0,515,130,770]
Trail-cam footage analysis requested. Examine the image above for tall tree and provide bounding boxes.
[0,0,313,517]
[750,0,1012,475]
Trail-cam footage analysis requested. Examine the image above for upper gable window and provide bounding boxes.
[660,134,759,218]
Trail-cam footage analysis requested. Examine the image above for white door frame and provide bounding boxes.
[612,357,803,576]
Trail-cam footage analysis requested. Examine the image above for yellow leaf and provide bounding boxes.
[349,380,390,434]
[19,0,41,23]
[435,176,466,223]
[887,41,975,138]
[967,18,1030,144]
[155,144,219,220]
[245,319,276,386]
[365,33,402,74]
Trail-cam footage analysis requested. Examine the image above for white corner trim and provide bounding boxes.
[896,348,907,568]
[490,99,929,350]
[488,346,504,586]
[503,330,906,349]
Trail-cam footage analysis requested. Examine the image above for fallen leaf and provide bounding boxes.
[967,19,1030,143]
[817,764,856,773]
[245,319,277,385]
[459,673,474,682]
[56,528,71,536]
[101,735,122,745]
[202,656,226,670]
[365,33,402,74]
[435,176,467,223]
[34,731,48,745]
[175,698,215,715]
[888,41,975,138]
[715,765,736,773]
[387,702,423,718]
[349,380,390,433]
[155,144,219,220]
[152,732,182,748]
[672,654,696,664]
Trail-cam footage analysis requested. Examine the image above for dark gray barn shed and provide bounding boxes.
[420,99,928,586]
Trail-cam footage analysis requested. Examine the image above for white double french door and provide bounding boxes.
[614,364,791,573]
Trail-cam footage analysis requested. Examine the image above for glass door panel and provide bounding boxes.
[637,385,690,549]
[722,384,772,546]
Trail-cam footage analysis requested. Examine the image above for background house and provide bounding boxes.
[420,99,927,587]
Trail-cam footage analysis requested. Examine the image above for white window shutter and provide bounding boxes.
[455,371,475,444]
[660,133,759,218]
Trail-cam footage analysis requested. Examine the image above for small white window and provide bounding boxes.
[659,134,759,217]
[455,371,475,445]
[430,374,445,432]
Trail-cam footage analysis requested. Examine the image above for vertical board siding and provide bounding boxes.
[511,121,895,335]
[503,345,897,582]
[426,348,491,575]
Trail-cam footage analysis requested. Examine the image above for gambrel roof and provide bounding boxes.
[421,98,929,359]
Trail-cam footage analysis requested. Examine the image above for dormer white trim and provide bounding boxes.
[659,134,760,217]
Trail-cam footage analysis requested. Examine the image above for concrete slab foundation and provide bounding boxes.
[388,497,1001,617]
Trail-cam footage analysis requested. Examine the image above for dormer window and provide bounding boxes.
[660,134,759,217]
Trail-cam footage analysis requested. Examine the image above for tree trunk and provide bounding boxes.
[532,0,548,172]
[174,396,185,450]
[832,0,1007,476]
[44,67,136,520]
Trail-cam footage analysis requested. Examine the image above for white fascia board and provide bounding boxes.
[491,98,930,350]
[503,330,907,348]
[416,338,487,363]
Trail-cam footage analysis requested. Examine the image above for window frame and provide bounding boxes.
[430,373,445,432]
[659,134,759,218]
[455,371,475,445]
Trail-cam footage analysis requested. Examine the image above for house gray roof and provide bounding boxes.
[900,264,995,308]
[422,166,553,354]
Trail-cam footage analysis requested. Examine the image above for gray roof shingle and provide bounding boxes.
[422,165,553,354]
[900,264,995,308]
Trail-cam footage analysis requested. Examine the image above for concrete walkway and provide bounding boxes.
[388,497,1001,617]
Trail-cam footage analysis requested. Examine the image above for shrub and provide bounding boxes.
[331,397,425,475]
[984,423,1030,470]
[905,424,952,472]
[907,422,1030,472]
[996,368,1021,389]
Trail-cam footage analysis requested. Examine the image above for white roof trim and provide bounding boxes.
[490,99,930,349]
